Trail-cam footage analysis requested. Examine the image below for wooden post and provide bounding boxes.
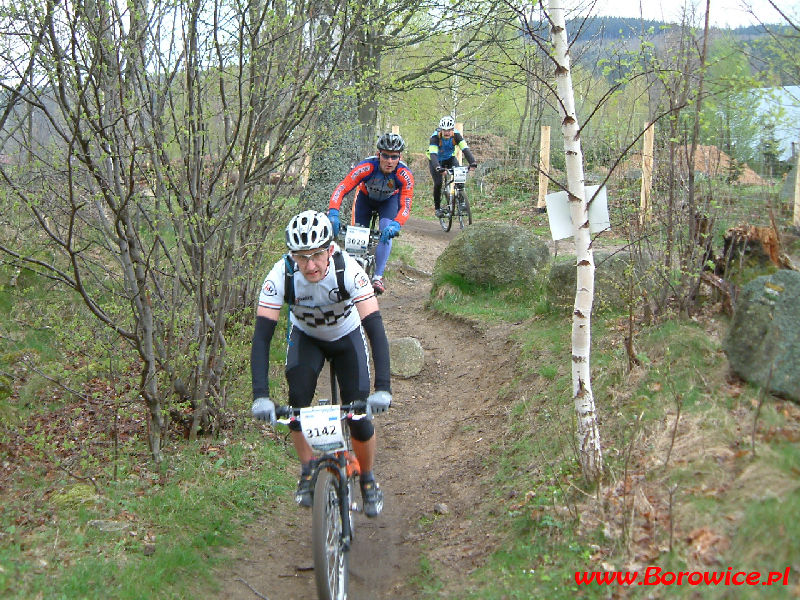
[794,145,800,227]
[640,122,654,224]
[455,121,464,164]
[537,125,551,210]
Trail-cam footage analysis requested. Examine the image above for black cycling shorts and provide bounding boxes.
[285,325,374,440]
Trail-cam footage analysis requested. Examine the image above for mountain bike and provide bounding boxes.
[342,210,380,279]
[438,166,472,232]
[274,371,368,600]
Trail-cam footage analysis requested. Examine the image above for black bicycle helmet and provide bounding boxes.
[285,210,333,251]
[376,132,405,152]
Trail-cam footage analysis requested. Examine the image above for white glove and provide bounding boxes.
[252,397,276,425]
[366,391,391,418]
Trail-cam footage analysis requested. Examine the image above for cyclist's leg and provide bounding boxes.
[352,191,372,228]
[329,329,384,516]
[441,157,458,214]
[328,329,375,466]
[430,162,444,213]
[286,326,326,464]
[373,199,399,278]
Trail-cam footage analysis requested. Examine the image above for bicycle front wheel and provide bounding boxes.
[439,188,453,232]
[454,189,470,229]
[312,470,350,600]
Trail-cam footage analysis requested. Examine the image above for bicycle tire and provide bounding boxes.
[439,187,453,232]
[327,361,356,540]
[312,469,349,600]
[455,189,472,228]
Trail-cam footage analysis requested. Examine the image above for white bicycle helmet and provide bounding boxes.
[285,210,333,251]
[438,115,455,130]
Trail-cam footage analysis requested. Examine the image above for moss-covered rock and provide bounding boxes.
[432,222,550,290]
[546,251,653,313]
[723,269,800,403]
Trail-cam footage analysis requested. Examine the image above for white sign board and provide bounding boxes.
[545,185,611,241]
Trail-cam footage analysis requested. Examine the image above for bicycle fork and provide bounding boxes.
[318,452,359,551]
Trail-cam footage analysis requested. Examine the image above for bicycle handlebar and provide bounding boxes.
[275,400,368,421]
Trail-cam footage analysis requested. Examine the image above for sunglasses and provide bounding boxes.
[379,152,401,161]
[291,247,329,264]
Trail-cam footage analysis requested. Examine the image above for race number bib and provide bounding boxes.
[300,405,346,453]
[344,226,370,255]
[453,166,469,184]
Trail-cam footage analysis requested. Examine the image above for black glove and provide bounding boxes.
[435,166,446,173]
[469,163,477,170]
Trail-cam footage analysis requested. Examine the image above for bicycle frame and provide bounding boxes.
[438,166,472,232]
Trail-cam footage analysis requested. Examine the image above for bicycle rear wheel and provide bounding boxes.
[312,469,350,600]
[439,188,453,232]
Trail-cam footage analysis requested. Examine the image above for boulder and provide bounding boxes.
[433,222,550,289]
[546,250,652,313]
[389,336,425,378]
[723,270,800,403]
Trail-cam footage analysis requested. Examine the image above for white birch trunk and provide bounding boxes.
[548,0,603,482]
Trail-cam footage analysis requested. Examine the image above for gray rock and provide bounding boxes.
[723,269,800,403]
[546,250,654,313]
[433,503,449,515]
[87,519,129,532]
[389,337,424,378]
[433,222,550,289]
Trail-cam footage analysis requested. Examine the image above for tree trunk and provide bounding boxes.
[548,0,603,483]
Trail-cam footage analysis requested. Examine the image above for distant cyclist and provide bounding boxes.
[328,132,414,295]
[250,210,392,517]
[429,115,477,218]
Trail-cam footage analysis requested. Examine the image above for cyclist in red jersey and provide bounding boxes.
[328,133,414,295]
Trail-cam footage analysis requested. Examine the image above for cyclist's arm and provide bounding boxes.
[357,301,391,393]
[329,160,374,211]
[393,166,414,226]
[252,261,286,399]
[251,308,280,400]
[428,135,441,170]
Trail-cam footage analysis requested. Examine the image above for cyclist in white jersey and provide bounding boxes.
[250,210,391,517]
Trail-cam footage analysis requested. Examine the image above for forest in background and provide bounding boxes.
[1,0,798,458]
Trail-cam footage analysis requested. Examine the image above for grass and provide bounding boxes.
[0,258,300,599]
[0,424,294,599]
[413,254,800,598]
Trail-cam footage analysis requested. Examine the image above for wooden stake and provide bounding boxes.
[537,125,551,209]
[455,122,464,164]
[793,144,800,227]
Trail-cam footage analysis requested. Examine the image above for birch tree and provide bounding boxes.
[547,0,603,482]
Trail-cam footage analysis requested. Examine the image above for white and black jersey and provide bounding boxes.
[257,243,375,342]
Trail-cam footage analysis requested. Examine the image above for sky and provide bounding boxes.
[590,0,795,28]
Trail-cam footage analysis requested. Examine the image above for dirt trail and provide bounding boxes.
[215,217,515,600]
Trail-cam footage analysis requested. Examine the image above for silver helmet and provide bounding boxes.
[376,132,406,152]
